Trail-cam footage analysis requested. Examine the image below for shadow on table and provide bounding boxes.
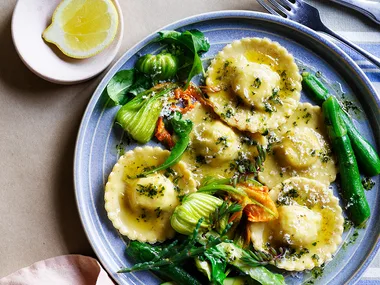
[0,14,104,256]
[52,81,98,256]
[0,15,59,94]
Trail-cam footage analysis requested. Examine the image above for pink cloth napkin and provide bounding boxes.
[0,255,114,285]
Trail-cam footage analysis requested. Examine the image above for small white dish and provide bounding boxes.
[11,0,124,85]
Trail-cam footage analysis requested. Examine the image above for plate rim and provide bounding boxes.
[74,10,380,285]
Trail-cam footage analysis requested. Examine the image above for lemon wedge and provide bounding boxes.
[42,0,119,59]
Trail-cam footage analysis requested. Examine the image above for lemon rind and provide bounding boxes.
[42,0,119,59]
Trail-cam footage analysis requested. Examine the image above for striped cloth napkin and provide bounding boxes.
[335,32,380,86]
[334,32,380,284]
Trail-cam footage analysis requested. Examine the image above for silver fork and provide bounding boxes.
[256,0,380,68]
[330,0,380,25]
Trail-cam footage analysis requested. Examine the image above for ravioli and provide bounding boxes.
[205,37,302,133]
[250,177,344,271]
[258,103,337,188]
[181,102,266,185]
[105,146,196,243]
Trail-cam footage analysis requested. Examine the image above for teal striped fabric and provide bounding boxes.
[337,43,380,83]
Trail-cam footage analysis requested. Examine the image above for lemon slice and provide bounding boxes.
[42,0,119,59]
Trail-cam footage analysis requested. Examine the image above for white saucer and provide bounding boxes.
[11,0,124,85]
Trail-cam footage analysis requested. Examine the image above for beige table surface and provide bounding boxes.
[1,0,379,281]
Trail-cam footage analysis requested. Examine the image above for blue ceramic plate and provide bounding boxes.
[74,11,380,285]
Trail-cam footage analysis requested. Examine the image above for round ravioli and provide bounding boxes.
[181,102,266,185]
[258,103,337,188]
[105,146,196,243]
[205,37,302,133]
[250,177,344,271]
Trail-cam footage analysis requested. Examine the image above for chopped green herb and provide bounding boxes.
[225,109,234,118]
[311,254,320,260]
[137,209,148,222]
[318,149,332,163]
[174,185,181,193]
[315,71,322,78]
[343,219,353,232]
[230,148,265,176]
[252,78,262,88]
[177,194,185,202]
[311,264,324,279]
[163,167,176,178]
[136,183,165,198]
[264,102,274,113]
[268,87,283,105]
[173,175,183,184]
[216,136,228,147]
[116,143,125,156]
[362,177,375,190]
[154,207,162,218]
[302,112,312,119]
[298,248,310,256]
[343,229,360,248]
[266,133,280,152]
[277,188,299,206]
[196,155,206,164]
[340,93,361,115]
[241,136,257,146]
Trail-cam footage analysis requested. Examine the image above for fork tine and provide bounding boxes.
[276,0,294,9]
[267,0,290,16]
[256,0,283,17]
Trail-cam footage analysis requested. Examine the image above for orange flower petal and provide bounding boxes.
[238,184,278,222]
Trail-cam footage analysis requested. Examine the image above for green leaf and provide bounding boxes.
[158,30,210,54]
[128,73,152,95]
[139,111,193,176]
[156,29,209,87]
[156,31,183,48]
[107,69,135,105]
[106,70,153,105]
[182,29,210,53]
[216,243,285,285]
[204,246,227,285]
[170,111,193,136]
[185,52,203,88]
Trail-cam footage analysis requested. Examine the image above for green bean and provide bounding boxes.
[302,72,380,176]
[322,96,370,225]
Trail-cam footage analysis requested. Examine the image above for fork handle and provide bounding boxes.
[329,0,380,24]
[318,24,380,68]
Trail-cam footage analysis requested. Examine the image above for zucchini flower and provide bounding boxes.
[171,193,223,235]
